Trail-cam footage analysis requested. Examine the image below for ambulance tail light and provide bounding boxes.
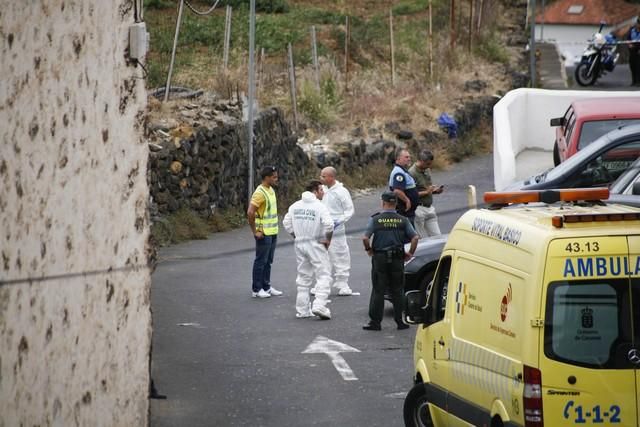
[523,365,544,427]
[484,188,609,206]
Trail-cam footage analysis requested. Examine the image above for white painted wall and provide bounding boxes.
[493,88,639,190]
[0,2,151,425]
[536,24,608,65]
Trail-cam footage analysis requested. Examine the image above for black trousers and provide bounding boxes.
[630,48,640,85]
[368,253,405,326]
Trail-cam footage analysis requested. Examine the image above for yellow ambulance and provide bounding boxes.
[403,188,640,427]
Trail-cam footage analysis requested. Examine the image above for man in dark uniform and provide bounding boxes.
[388,148,419,225]
[362,191,419,331]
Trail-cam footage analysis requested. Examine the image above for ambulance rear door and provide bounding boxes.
[540,236,638,426]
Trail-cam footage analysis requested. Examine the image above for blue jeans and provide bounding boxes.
[252,234,277,292]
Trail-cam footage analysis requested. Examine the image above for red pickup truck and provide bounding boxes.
[550,97,640,166]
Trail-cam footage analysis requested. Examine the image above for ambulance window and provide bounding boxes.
[431,256,451,322]
[544,280,632,369]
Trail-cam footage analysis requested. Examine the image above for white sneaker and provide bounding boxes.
[312,306,331,320]
[337,287,353,296]
[268,287,283,296]
[296,311,313,318]
[252,289,271,298]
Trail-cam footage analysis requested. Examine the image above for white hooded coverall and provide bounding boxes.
[283,191,334,316]
[322,181,354,292]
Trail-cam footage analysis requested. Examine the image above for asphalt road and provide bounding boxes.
[566,63,635,90]
[149,153,494,427]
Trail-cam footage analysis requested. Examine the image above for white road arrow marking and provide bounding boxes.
[302,335,361,381]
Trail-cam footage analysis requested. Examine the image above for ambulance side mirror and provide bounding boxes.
[403,290,431,324]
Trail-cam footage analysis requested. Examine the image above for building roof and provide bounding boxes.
[535,0,639,25]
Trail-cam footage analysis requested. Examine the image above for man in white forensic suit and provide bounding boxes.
[283,180,334,320]
[319,166,355,296]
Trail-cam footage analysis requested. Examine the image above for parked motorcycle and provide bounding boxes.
[574,24,619,86]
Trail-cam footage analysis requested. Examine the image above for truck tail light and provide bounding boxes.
[523,365,544,427]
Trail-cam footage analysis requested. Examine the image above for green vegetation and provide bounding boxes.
[150,207,210,245]
[445,120,492,163]
[144,0,515,241]
[143,0,485,88]
[392,0,428,16]
[222,0,290,14]
[474,31,510,64]
[150,206,247,246]
[298,75,343,129]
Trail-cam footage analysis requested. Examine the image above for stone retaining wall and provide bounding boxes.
[148,95,499,218]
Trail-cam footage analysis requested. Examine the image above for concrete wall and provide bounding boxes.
[493,88,639,190]
[536,24,606,65]
[0,2,151,425]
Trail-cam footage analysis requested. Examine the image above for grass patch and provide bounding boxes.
[339,159,392,190]
[150,206,246,246]
[297,71,343,130]
[474,31,510,65]
[443,119,492,163]
[392,0,427,16]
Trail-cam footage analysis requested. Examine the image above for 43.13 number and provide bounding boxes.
[565,241,600,253]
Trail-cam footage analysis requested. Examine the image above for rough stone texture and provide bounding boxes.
[146,93,499,219]
[148,101,311,217]
[0,2,151,426]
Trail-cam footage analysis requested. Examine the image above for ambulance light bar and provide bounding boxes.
[484,188,609,206]
[552,212,640,228]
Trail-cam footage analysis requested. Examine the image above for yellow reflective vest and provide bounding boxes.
[255,185,278,236]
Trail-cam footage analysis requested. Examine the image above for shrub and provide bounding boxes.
[297,74,343,129]
[475,32,509,64]
[393,0,427,16]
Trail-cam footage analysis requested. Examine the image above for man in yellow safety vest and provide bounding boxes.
[247,166,284,298]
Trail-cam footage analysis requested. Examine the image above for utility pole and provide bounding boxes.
[164,0,184,102]
[468,0,473,53]
[450,0,456,51]
[247,0,256,200]
[541,0,545,41]
[428,0,433,83]
[529,0,536,87]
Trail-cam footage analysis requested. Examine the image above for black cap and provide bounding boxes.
[381,191,397,203]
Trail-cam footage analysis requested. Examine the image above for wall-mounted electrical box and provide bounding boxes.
[129,22,149,60]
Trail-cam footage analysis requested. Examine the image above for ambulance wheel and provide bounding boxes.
[403,383,434,427]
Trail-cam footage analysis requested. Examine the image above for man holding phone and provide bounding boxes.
[408,149,443,237]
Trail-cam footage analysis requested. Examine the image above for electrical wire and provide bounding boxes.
[0,264,150,288]
[136,58,149,78]
[184,0,221,16]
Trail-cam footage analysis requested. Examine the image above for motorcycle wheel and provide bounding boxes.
[574,62,598,86]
